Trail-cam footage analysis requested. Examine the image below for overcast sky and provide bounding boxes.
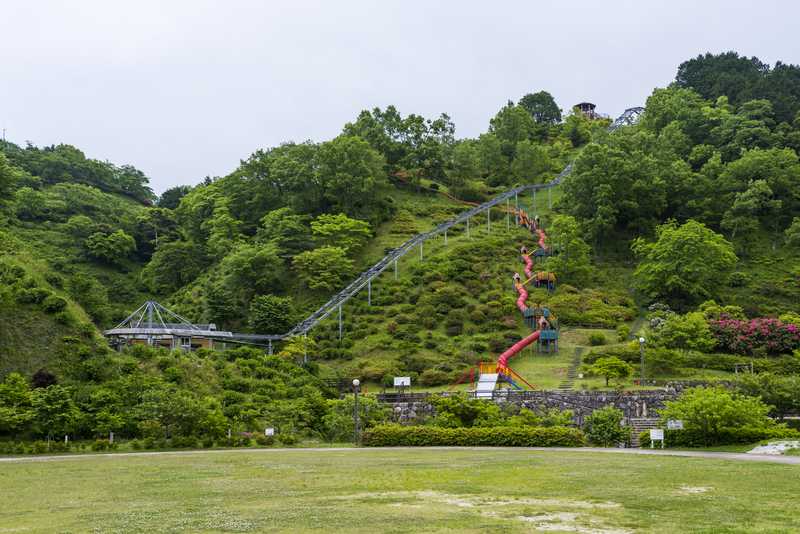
[2,1,799,194]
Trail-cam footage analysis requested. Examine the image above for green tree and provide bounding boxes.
[659,387,775,445]
[654,311,716,352]
[720,148,800,232]
[85,229,137,265]
[736,373,800,420]
[203,199,243,257]
[277,336,318,363]
[543,215,592,286]
[292,246,354,292]
[218,242,285,303]
[721,180,781,240]
[310,213,371,254]
[249,294,296,334]
[0,153,20,206]
[31,385,80,439]
[562,111,592,147]
[315,135,386,219]
[476,133,508,185]
[256,207,312,257]
[157,185,192,210]
[13,186,47,220]
[640,86,708,142]
[562,141,667,244]
[64,214,95,238]
[785,217,800,246]
[447,140,481,185]
[589,357,633,387]
[0,373,33,436]
[489,103,535,159]
[519,91,561,124]
[141,240,206,293]
[510,140,551,183]
[583,406,629,446]
[632,220,737,306]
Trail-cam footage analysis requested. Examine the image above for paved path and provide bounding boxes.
[0,446,798,465]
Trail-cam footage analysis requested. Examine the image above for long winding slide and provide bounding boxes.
[498,215,545,374]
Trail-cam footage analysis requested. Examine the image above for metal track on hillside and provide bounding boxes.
[270,107,644,340]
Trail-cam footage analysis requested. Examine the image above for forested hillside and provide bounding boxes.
[1,51,799,446]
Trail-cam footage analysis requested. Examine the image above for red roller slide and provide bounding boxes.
[496,219,547,373]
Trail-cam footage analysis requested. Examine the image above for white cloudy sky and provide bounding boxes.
[2,0,799,193]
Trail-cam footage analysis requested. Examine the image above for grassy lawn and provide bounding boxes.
[1,448,798,533]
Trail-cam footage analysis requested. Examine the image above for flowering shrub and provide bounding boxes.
[710,317,800,355]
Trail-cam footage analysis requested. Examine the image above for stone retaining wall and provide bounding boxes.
[387,390,681,425]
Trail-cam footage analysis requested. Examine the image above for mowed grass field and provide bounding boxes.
[1,449,799,533]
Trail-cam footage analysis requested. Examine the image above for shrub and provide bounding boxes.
[362,424,585,447]
[710,317,800,355]
[588,333,607,346]
[41,295,68,313]
[445,324,463,337]
[659,387,777,446]
[91,439,114,451]
[616,324,631,342]
[170,436,198,449]
[276,433,298,446]
[655,311,716,352]
[583,406,629,446]
[728,271,750,287]
[255,434,275,446]
[418,369,450,386]
[639,426,800,448]
[15,287,51,304]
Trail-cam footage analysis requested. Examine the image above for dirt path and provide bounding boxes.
[1,446,798,465]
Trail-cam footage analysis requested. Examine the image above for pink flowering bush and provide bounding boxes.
[710,317,800,355]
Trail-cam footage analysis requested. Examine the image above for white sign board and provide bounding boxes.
[667,419,684,430]
[394,376,411,387]
[265,428,275,437]
[650,428,664,441]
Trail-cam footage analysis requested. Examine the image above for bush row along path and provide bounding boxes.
[0,446,797,464]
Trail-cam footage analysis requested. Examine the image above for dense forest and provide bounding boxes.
[1,51,799,446]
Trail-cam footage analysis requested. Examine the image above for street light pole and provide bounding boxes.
[352,378,361,444]
[639,337,646,384]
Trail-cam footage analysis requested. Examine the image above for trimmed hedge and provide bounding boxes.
[362,424,585,447]
[638,426,800,448]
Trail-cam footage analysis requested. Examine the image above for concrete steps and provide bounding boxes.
[629,417,660,447]
[556,347,584,391]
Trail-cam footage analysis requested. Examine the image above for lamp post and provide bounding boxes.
[639,337,646,384]
[352,378,361,444]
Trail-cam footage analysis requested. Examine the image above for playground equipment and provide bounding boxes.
[463,207,561,397]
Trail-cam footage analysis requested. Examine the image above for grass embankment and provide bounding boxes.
[1,448,798,532]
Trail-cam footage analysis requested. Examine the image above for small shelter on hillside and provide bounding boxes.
[104,301,233,351]
[574,102,599,119]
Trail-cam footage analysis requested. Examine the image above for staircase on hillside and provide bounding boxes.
[557,347,584,391]
[628,417,661,447]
